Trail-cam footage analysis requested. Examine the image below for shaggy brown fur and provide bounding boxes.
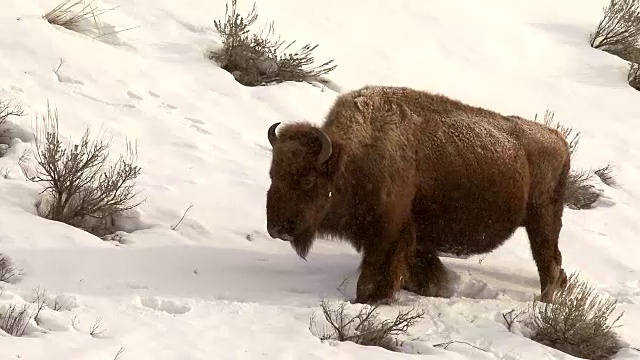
[265,85,571,305]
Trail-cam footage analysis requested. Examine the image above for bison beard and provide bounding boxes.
[265,85,571,305]
[289,232,314,260]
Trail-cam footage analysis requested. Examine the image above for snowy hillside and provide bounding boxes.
[0,0,639,358]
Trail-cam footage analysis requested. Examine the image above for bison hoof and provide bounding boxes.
[353,295,394,306]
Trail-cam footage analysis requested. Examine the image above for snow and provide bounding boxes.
[0,0,639,358]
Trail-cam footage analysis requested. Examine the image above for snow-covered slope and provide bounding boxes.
[0,0,639,358]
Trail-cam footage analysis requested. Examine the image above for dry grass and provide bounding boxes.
[527,272,625,359]
[208,0,337,86]
[310,299,424,351]
[43,0,138,40]
[19,102,143,237]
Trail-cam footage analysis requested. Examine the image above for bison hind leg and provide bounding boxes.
[403,245,454,298]
[524,199,567,303]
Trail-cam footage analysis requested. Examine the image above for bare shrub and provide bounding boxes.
[534,110,605,210]
[590,0,640,56]
[43,0,138,39]
[209,0,337,86]
[589,0,640,90]
[19,102,143,236]
[628,61,640,90]
[527,272,624,359]
[0,303,32,336]
[310,299,424,351]
[0,255,22,283]
[0,291,46,337]
[0,99,26,157]
[0,99,25,125]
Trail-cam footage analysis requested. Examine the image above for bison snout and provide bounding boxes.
[267,220,295,241]
[267,224,283,239]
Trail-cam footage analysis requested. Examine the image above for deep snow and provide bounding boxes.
[0,0,639,359]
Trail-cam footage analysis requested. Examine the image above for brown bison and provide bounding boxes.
[265,85,570,305]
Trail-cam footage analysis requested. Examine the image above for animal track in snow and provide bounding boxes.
[127,90,178,112]
[126,90,143,100]
[161,102,178,110]
[184,117,211,135]
[140,296,192,315]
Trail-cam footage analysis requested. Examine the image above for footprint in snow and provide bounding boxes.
[126,90,143,100]
[140,296,192,315]
[184,116,211,135]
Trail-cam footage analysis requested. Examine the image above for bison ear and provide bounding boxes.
[319,140,344,178]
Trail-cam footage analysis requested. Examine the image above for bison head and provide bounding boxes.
[265,121,342,259]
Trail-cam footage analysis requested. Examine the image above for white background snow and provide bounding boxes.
[0,0,639,358]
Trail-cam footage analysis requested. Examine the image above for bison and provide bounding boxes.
[265,85,570,305]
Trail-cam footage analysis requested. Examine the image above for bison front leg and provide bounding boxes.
[354,221,415,305]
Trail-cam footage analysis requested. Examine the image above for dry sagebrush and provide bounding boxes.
[589,0,640,90]
[209,0,336,86]
[534,110,615,210]
[528,272,625,360]
[310,299,424,351]
[19,102,143,237]
[590,0,640,57]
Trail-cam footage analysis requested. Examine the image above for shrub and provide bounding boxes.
[310,299,424,351]
[0,99,24,124]
[564,170,603,210]
[209,0,337,86]
[534,110,613,210]
[0,255,22,283]
[589,0,640,90]
[590,0,640,56]
[527,272,624,359]
[628,61,640,90]
[0,303,33,337]
[0,99,26,157]
[19,102,143,237]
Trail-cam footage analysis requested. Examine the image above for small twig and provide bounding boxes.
[433,340,488,352]
[70,315,79,329]
[113,346,125,360]
[53,58,66,76]
[502,308,528,332]
[89,316,107,336]
[171,204,194,230]
[336,277,350,299]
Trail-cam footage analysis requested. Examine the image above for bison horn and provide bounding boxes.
[268,122,280,147]
[315,128,332,164]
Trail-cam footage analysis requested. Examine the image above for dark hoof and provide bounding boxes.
[354,293,395,306]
